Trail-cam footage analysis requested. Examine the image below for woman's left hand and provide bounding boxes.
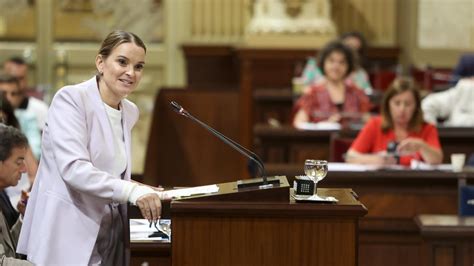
[397,138,425,154]
[136,193,162,222]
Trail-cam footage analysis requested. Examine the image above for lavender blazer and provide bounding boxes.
[17,77,139,265]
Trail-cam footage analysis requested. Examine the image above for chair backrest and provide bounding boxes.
[369,69,397,91]
[411,66,453,91]
[329,134,355,162]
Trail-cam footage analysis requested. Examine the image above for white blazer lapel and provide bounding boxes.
[121,102,132,181]
[84,78,115,155]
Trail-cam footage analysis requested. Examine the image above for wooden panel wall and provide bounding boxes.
[189,0,247,43]
[143,88,244,187]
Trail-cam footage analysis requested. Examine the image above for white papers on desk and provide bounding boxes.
[159,184,219,199]
[130,219,170,242]
[328,162,380,172]
[295,122,341,131]
[328,162,453,171]
[409,161,452,171]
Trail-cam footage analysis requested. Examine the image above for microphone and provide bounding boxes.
[170,101,279,189]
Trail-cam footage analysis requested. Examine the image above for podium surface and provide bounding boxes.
[171,181,367,266]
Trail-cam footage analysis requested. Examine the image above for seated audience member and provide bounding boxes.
[451,54,474,83]
[293,41,371,127]
[1,93,37,208]
[346,77,443,166]
[0,125,33,265]
[4,57,48,132]
[422,77,474,126]
[300,31,373,94]
[0,74,41,159]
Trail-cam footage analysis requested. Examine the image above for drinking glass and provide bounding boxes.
[304,159,328,195]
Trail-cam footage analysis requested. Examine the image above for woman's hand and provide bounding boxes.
[346,150,397,166]
[327,113,342,123]
[397,138,443,164]
[397,138,425,154]
[372,151,398,166]
[136,193,162,222]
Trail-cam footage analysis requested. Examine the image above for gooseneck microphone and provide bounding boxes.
[170,101,277,188]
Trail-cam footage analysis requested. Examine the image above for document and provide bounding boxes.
[328,162,380,172]
[159,184,219,199]
[328,162,453,172]
[295,121,341,131]
[130,219,171,242]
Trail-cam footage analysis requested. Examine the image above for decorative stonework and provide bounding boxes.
[247,0,336,34]
[81,0,162,42]
[0,0,29,16]
[0,0,29,35]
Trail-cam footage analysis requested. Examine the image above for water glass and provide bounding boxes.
[304,159,328,194]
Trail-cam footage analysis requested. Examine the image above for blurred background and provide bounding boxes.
[0,0,472,174]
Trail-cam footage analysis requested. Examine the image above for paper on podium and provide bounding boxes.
[130,219,170,242]
[159,184,219,199]
[293,194,338,203]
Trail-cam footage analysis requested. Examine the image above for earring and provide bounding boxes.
[99,71,104,76]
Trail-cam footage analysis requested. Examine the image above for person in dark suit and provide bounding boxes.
[0,125,33,265]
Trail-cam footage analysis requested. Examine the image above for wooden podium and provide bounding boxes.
[170,176,367,266]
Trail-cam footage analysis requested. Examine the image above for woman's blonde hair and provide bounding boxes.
[380,77,424,132]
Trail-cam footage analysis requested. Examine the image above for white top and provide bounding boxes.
[26,97,49,130]
[104,103,127,177]
[422,79,474,127]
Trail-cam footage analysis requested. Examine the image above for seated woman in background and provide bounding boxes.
[293,41,371,127]
[346,77,443,166]
[300,31,373,94]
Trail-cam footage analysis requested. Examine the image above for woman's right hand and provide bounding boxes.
[136,193,162,222]
[327,113,342,123]
[346,150,397,166]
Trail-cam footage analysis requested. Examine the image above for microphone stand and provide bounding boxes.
[170,101,280,189]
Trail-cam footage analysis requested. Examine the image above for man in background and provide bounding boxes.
[422,54,474,127]
[0,74,41,159]
[0,125,33,265]
[422,77,474,127]
[452,54,474,83]
[4,57,48,132]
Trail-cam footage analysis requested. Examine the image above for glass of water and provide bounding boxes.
[304,159,328,195]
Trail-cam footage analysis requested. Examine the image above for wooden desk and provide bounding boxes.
[416,214,474,266]
[255,124,474,164]
[235,46,400,155]
[171,188,367,266]
[265,165,474,266]
[436,127,474,164]
[254,124,343,163]
[131,241,171,266]
[130,170,474,266]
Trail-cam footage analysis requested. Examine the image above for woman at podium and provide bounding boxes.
[17,30,162,265]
